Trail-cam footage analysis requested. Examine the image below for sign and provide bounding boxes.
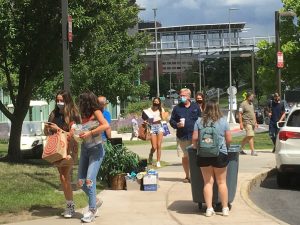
[228,96,237,110]
[227,86,237,96]
[68,15,72,43]
[277,51,284,68]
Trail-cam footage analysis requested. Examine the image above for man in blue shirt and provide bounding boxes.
[267,93,285,152]
[170,88,200,183]
[98,96,112,141]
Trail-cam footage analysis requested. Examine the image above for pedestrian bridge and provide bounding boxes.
[139,22,275,57]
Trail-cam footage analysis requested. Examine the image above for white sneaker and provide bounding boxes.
[61,204,75,218]
[81,210,96,223]
[156,161,161,167]
[222,207,229,216]
[205,207,215,217]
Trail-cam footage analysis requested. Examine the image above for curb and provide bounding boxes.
[240,168,289,225]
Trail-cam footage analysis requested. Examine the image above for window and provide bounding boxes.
[287,110,300,127]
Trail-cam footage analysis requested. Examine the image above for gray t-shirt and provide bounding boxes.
[194,116,229,155]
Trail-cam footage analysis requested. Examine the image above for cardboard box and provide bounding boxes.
[126,178,141,191]
[143,174,158,191]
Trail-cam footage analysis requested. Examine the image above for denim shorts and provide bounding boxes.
[150,124,164,135]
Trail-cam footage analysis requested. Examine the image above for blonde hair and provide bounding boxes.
[202,100,223,126]
[180,88,191,97]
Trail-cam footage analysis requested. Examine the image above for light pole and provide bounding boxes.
[61,0,70,92]
[275,10,296,96]
[228,7,239,123]
[193,71,202,92]
[153,8,160,97]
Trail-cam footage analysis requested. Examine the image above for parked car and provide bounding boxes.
[7,121,46,158]
[275,103,300,187]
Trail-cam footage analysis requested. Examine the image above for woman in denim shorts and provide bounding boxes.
[145,97,166,167]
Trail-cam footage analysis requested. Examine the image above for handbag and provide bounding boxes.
[42,130,68,163]
[137,124,151,141]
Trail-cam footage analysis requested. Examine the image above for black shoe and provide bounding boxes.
[240,150,247,155]
[272,147,275,153]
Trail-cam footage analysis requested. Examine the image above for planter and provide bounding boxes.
[110,173,126,190]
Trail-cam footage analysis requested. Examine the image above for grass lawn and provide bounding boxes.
[0,144,104,215]
[162,132,273,150]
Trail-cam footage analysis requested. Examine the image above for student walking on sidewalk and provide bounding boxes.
[77,91,109,223]
[170,88,200,182]
[44,90,81,218]
[238,92,258,156]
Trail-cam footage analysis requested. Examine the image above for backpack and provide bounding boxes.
[197,121,220,157]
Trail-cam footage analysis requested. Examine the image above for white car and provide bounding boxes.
[275,103,300,187]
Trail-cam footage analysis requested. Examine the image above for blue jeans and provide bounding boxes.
[269,121,279,145]
[78,143,105,210]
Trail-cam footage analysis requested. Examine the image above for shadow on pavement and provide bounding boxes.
[168,200,200,215]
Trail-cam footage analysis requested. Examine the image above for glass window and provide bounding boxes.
[287,110,300,127]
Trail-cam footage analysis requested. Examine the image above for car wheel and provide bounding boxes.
[276,171,290,188]
[32,145,43,159]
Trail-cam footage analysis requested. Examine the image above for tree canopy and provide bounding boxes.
[0,0,150,162]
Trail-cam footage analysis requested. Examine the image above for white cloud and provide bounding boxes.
[136,0,283,36]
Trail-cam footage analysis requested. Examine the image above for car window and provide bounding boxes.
[287,110,300,127]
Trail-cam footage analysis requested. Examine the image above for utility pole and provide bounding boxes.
[153,8,160,97]
[275,11,281,96]
[62,0,70,92]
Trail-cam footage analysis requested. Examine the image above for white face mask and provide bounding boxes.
[57,102,65,109]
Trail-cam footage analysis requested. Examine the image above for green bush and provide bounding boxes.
[98,143,140,186]
[124,100,152,116]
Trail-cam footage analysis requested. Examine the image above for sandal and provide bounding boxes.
[183,177,190,183]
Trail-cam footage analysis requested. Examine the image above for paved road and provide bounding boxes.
[249,173,300,225]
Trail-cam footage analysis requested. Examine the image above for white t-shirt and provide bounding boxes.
[147,107,165,122]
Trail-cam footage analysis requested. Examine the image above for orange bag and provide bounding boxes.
[42,131,68,163]
[138,124,151,141]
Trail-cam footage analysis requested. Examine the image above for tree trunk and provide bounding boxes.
[7,117,23,162]
[7,103,30,162]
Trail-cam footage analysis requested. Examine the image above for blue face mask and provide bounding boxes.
[180,97,187,103]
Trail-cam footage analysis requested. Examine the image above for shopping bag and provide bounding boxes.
[161,121,171,136]
[42,131,68,163]
[138,124,151,141]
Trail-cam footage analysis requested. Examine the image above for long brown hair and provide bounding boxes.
[78,91,101,119]
[201,100,223,126]
[53,90,81,126]
[195,91,206,111]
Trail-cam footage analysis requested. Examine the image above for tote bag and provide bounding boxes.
[42,131,68,163]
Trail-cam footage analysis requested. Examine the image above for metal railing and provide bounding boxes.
[143,36,275,54]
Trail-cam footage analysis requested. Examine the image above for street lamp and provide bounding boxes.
[228,7,239,123]
[275,10,296,96]
[153,8,160,97]
[193,71,202,93]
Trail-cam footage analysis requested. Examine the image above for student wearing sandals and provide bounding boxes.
[44,90,81,218]
[77,91,109,223]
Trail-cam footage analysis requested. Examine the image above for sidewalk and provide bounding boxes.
[10,127,288,225]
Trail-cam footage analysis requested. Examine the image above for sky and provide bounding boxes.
[136,0,284,37]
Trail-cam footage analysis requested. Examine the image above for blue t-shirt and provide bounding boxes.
[194,116,229,155]
[102,109,111,141]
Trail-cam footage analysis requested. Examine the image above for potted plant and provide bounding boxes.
[98,142,140,190]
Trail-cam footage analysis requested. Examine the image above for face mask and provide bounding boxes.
[153,103,160,107]
[57,102,65,109]
[196,100,203,104]
[180,97,187,103]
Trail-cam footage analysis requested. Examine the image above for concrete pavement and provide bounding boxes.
[9,125,288,225]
